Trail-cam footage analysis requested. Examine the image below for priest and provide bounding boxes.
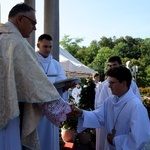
[0,3,71,150]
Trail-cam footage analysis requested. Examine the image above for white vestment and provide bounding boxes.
[37,53,67,150]
[78,89,150,150]
[0,22,71,150]
[94,78,142,150]
[95,81,102,89]
[72,87,82,104]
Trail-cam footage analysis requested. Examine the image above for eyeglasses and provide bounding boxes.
[109,81,119,86]
[22,15,37,26]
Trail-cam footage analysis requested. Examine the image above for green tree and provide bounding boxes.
[125,36,141,59]
[114,36,126,45]
[98,36,114,49]
[88,40,100,63]
[113,42,130,58]
[140,38,150,57]
[60,35,150,87]
[60,35,83,58]
[90,47,116,80]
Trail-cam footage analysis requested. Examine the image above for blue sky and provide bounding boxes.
[1,0,150,46]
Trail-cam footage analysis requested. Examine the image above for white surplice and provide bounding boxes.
[94,78,142,150]
[94,79,110,150]
[78,89,150,150]
[72,86,82,104]
[95,81,102,89]
[37,52,68,150]
[0,22,71,150]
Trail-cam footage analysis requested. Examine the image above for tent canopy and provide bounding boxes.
[59,47,96,78]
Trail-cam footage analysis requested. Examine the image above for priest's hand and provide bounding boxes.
[67,104,83,117]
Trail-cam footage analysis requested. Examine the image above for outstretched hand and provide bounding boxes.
[67,104,83,117]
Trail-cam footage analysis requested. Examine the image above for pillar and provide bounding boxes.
[44,0,59,61]
[24,0,36,49]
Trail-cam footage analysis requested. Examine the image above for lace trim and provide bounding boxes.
[38,98,71,126]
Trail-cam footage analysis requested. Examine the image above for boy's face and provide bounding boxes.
[108,77,125,97]
[107,61,120,70]
[76,84,81,88]
[94,76,100,82]
[37,39,53,58]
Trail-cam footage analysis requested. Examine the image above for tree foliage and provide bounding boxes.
[90,47,116,80]
[60,35,150,87]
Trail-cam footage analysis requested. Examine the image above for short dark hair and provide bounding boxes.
[8,3,35,18]
[106,65,132,88]
[93,72,99,78]
[38,34,53,42]
[108,56,122,65]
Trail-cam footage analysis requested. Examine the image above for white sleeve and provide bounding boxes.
[130,80,141,101]
[71,88,77,99]
[77,108,105,133]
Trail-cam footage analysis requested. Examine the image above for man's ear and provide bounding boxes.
[16,15,23,24]
[37,42,40,48]
[122,80,127,86]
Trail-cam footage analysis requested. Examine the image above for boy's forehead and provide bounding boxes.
[108,61,119,67]
[108,76,118,82]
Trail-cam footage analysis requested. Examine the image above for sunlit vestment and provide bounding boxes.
[72,86,82,104]
[0,22,71,150]
[78,89,150,150]
[94,79,110,150]
[94,78,142,150]
[37,52,68,150]
[95,81,101,89]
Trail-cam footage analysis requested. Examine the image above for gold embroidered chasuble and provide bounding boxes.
[0,23,61,149]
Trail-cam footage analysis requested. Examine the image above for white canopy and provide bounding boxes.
[59,47,96,78]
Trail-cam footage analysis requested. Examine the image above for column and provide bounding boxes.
[24,0,36,49]
[44,0,59,61]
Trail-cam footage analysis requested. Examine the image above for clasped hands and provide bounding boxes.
[67,104,83,117]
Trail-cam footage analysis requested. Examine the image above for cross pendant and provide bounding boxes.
[111,128,116,136]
